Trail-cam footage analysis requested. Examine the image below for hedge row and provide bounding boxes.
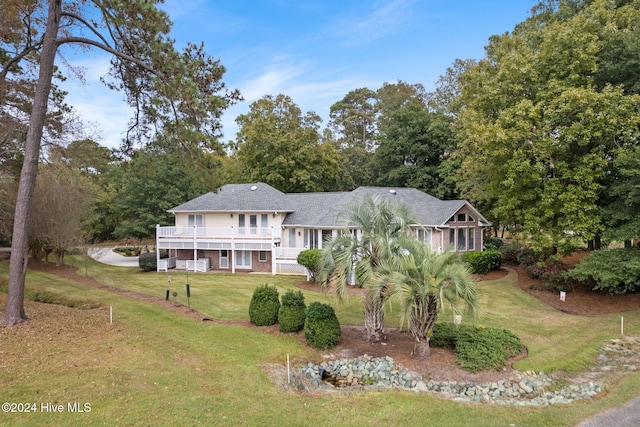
[248,285,341,349]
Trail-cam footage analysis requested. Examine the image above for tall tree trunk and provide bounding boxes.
[364,297,385,342]
[4,0,61,326]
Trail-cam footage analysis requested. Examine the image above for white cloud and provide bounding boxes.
[240,62,305,102]
[220,56,378,141]
[329,0,415,48]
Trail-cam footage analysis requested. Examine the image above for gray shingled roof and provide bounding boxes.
[168,183,291,212]
[168,182,489,227]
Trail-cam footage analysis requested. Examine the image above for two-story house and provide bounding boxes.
[155,183,491,274]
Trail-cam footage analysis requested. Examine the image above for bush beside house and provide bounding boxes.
[304,302,341,349]
[278,290,306,333]
[463,250,502,274]
[297,248,322,282]
[249,284,281,326]
[138,252,157,272]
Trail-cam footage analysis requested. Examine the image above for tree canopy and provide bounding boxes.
[234,94,339,193]
[454,0,640,253]
[1,0,239,325]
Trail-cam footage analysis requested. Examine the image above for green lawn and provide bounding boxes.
[1,258,639,426]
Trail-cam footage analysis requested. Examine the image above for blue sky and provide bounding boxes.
[61,0,535,148]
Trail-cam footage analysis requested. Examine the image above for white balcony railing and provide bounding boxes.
[273,247,305,260]
[157,226,280,240]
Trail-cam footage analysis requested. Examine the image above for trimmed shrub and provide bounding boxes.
[138,252,157,272]
[278,290,306,333]
[499,242,526,265]
[454,325,523,372]
[430,322,458,349]
[249,284,281,326]
[115,246,141,256]
[304,302,341,349]
[463,250,502,274]
[431,322,522,372]
[297,248,323,282]
[567,248,640,295]
[484,236,504,250]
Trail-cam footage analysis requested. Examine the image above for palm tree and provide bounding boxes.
[373,237,479,357]
[317,194,416,342]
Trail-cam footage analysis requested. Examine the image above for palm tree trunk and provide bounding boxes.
[413,338,431,357]
[364,297,385,342]
[410,295,438,357]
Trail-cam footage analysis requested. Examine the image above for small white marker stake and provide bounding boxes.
[110,305,113,324]
[287,354,290,384]
[560,291,566,302]
[621,316,624,336]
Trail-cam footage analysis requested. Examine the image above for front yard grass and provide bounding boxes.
[1,258,640,426]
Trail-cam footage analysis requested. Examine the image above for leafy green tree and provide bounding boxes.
[375,80,427,130]
[105,145,210,240]
[374,103,457,199]
[48,139,114,176]
[234,94,339,193]
[317,194,416,342]
[603,146,640,243]
[2,0,239,325]
[328,88,378,190]
[454,0,640,254]
[374,239,478,357]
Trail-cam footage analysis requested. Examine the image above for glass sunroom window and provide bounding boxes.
[458,228,467,251]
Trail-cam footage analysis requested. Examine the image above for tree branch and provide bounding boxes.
[60,11,112,49]
[1,43,43,83]
[55,36,160,77]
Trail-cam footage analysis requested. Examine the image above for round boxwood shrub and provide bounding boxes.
[138,252,157,272]
[249,284,281,326]
[304,302,341,349]
[278,290,306,333]
[484,236,504,250]
[297,248,322,282]
[463,250,502,274]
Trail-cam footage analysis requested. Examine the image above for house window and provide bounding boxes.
[417,228,432,245]
[305,229,319,248]
[188,214,203,227]
[322,230,332,246]
[249,214,257,234]
[258,251,267,262]
[449,215,455,223]
[238,214,245,235]
[219,250,229,269]
[289,228,296,247]
[468,215,475,222]
[235,250,251,268]
[261,214,268,234]
[458,228,467,251]
[469,228,475,250]
[457,213,466,222]
[449,229,455,249]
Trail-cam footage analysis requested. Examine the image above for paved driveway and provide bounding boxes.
[88,247,140,267]
[576,397,640,427]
